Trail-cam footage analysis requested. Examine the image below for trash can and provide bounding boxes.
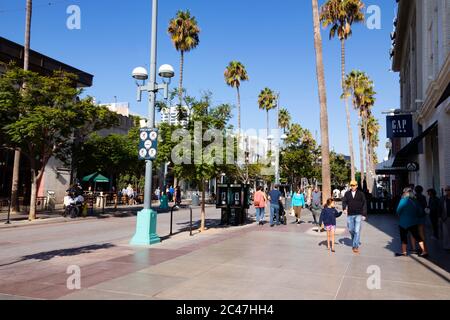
[160,194,169,210]
[191,193,200,206]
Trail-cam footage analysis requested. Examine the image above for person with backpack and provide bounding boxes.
[253,186,267,225]
[395,187,428,257]
[311,187,322,226]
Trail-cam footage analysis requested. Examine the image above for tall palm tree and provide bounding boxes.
[278,108,291,133]
[11,0,32,216]
[224,61,249,133]
[344,70,374,188]
[366,113,380,186]
[320,0,365,182]
[311,0,331,199]
[258,88,276,139]
[168,10,200,108]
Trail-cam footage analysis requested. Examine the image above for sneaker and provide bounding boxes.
[270,224,274,227]
[331,249,336,253]
[352,248,360,254]
[419,252,429,258]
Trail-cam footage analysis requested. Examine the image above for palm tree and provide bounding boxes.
[344,70,375,188]
[366,113,380,186]
[278,108,291,133]
[257,88,276,139]
[11,0,32,217]
[224,61,249,133]
[320,0,365,182]
[311,0,331,199]
[168,10,200,108]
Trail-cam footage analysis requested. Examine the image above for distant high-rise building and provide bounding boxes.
[160,106,190,126]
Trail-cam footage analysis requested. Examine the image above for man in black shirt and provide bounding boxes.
[342,180,367,254]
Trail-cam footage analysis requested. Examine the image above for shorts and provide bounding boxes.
[325,225,336,231]
[399,225,422,244]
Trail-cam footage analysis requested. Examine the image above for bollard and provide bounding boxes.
[170,205,175,236]
[5,199,11,225]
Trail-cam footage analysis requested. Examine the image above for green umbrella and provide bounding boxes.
[82,172,109,183]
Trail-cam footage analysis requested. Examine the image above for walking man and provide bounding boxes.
[342,180,367,254]
[268,184,283,227]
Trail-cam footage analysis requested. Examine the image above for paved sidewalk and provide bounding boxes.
[0,206,449,300]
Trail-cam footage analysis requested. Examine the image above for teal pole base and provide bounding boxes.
[130,209,161,246]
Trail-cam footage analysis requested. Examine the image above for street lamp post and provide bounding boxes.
[130,0,174,246]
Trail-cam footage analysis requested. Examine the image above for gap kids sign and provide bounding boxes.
[386,114,413,138]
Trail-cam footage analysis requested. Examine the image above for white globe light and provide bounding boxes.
[132,67,148,80]
[158,64,175,79]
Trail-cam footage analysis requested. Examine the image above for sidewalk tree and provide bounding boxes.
[320,0,365,182]
[168,10,201,108]
[330,151,351,187]
[173,93,233,232]
[224,61,249,133]
[311,0,331,199]
[10,0,33,213]
[0,67,117,220]
[280,123,320,186]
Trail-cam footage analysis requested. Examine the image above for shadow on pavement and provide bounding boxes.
[366,213,450,275]
[0,243,115,267]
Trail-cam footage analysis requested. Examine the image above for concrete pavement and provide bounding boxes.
[0,205,449,300]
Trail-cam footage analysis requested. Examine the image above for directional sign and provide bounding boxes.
[138,128,158,160]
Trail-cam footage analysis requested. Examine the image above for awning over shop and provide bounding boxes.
[392,121,438,168]
[376,121,438,175]
[376,158,408,175]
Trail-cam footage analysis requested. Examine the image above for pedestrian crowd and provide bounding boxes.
[251,180,450,256]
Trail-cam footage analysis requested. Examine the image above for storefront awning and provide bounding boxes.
[375,158,408,175]
[392,121,437,168]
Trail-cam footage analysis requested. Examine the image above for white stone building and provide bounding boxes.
[379,0,449,195]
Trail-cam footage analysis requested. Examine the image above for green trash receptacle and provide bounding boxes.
[160,194,169,210]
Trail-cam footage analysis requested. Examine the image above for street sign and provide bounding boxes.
[138,128,158,160]
[386,114,413,138]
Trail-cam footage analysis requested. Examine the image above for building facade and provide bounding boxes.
[379,0,449,196]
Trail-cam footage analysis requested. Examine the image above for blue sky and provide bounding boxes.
[0,0,399,164]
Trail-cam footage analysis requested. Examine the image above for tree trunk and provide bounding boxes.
[179,50,184,108]
[200,181,206,232]
[341,39,356,181]
[11,0,33,213]
[266,110,269,140]
[28,168,37,221]
[311,0,331,199]
[237,86,241,133]
[363,115,371,191]
[358,115,365,186]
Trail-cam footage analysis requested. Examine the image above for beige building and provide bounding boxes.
[380,0,449,195]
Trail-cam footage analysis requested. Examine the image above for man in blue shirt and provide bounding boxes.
[268,184,284,227]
